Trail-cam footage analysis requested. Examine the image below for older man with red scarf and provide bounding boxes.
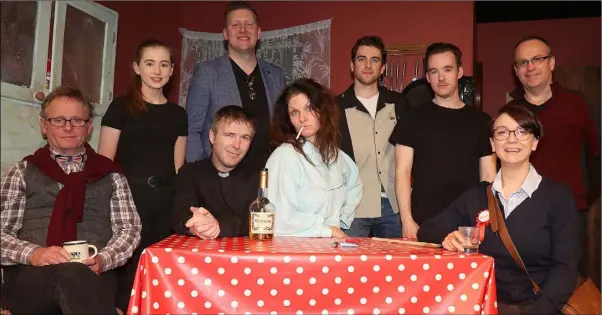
[1,86,141,314]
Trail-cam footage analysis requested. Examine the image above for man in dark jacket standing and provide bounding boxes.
[337,36,407,238]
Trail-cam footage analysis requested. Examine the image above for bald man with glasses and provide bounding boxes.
[507,35,599,278]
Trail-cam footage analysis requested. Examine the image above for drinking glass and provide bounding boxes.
[458,226,480,254]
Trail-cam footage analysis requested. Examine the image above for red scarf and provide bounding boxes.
[23,143,123,246]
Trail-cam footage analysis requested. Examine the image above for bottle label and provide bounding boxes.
[251,212,274,234]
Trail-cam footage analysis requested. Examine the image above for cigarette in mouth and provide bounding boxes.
[296,125,305,140]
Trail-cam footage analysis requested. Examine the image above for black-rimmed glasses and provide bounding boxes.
[514,55,551,68]
[247,75,256,100]
[46,117,90,127]
[493,127,532,141]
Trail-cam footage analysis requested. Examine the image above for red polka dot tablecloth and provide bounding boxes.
[128,235,497,315]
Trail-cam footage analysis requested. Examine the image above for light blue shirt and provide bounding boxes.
[266,142,363,237]
[492,164,543,218]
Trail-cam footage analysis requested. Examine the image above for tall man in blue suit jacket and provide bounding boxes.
[185,1,286,167]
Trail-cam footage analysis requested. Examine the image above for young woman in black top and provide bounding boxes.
[97,39,188,312]
[418,104,578,314]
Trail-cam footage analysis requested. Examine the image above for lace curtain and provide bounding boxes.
[178,19,331,107]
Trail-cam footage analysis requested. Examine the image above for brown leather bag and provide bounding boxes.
[486,184,601,315]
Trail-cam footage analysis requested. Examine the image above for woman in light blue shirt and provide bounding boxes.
[266,78,363,238]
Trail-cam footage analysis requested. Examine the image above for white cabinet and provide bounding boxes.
[1,1,52,103]
[50,1,118,115]
[0,1,118,174]
[1,1,118,115]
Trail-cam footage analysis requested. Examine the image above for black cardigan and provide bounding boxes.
[418,179,579,315]
[171,158,260,238]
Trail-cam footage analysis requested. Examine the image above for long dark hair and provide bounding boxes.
[270,78,340,165]
[126,39,173,116]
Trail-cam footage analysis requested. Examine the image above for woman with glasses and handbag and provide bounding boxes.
[97,39,188,312]
[418,103,584,314]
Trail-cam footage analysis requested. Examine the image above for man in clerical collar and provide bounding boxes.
[0,86,141,314]
[184,1,286,167]
[172,105,261,239]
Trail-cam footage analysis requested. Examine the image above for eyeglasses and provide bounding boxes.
[493,127,532,141]
[46,117,90,127]
[247,75,256,100]
[514,55,551,68]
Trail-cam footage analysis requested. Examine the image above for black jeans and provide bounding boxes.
[115,180,175,312]
[4,263,117,315]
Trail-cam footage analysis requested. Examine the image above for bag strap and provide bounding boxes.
[486,184,542,295]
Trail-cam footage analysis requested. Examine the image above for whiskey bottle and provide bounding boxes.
[249,168,275,240]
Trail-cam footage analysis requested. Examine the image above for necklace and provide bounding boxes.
[143,94,165,104]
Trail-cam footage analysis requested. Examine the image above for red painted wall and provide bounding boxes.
[100,1,474,103]
[476,17,601,116]
[98,1,183,101]
[177,1,475,95]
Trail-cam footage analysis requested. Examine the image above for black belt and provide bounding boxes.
[127,175,175,188]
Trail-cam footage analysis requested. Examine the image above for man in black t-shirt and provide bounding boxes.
[389,42,497,239]
[172,106,261,239]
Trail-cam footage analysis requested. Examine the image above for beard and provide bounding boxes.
[355,73,379,86]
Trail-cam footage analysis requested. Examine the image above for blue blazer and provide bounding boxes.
[185,55,286,162]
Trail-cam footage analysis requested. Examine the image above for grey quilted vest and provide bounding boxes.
[19,163,113,250]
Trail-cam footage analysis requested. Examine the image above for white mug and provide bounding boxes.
[63,240,98,262]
